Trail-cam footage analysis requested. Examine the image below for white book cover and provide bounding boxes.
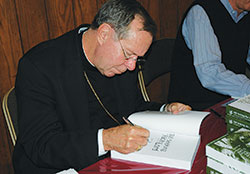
[207,157,246,174]
[229,94,250,113]
[206,128,250,174]
[111,110,209,170]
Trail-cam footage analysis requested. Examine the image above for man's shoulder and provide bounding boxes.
[20,25,88,65]
[18,24,90,76]
[23,29,73,58]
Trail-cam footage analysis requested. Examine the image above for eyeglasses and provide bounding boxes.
[118,40,137,61]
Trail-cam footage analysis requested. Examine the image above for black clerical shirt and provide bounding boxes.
[79,31,122,129]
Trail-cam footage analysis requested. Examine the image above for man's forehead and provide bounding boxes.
[126,31,152,57]
[128,15,145,32]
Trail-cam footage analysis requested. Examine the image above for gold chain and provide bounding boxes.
[83,71,121,125]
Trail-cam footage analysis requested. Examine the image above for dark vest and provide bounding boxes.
[168,0,250,110]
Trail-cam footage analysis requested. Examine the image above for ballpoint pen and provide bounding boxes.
[210,109,225,120]
[122,117,134,126]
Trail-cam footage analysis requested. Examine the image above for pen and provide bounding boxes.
[210,109,224,120]
[122,117,134,126]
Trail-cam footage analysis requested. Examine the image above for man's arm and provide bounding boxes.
[182,5,250,98]
[16,57,99,170]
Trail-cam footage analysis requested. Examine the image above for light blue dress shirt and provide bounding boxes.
[182,0,250,98]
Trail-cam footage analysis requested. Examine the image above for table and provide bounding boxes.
[79,99,231,174]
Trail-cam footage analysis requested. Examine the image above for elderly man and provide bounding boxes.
[13,0,190,173]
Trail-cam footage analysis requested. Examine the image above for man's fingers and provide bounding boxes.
[103,124,149,153]
[168,102,192,114]
[131,125,150,137]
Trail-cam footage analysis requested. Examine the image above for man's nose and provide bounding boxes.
[124,58,137,71]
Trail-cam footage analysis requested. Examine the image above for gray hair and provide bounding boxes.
[91,0,157,39]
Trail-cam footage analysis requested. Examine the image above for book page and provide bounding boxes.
[128,110,209,136]
[111,129,200,170]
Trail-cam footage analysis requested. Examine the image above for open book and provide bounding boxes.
[111,110,209,170]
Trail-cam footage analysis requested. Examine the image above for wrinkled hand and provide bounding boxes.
[166,102,192,114]
[103,124,149,154]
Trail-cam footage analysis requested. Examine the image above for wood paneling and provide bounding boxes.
[178,0,194,25]
[97,0,107,9]
[159,0,178,38]
[0,0,23,98]
[0,1,193,173]
[138,0,161,38]
[45,0,75,38]
[15,0,49,53]
[73,0,99,26]
[0,1,21,173]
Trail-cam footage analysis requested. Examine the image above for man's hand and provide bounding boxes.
[103,124,149,154]
[166,102,192,114]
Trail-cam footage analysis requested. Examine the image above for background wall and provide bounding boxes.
[0,0,193,173]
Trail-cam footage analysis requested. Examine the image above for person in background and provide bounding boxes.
[168,0,250,110]
[13,0,191,173]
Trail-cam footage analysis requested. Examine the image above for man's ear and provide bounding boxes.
[97,23,113,45]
